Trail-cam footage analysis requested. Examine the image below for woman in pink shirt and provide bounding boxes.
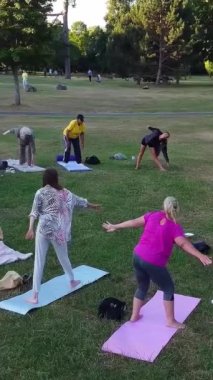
[103,197,212,329]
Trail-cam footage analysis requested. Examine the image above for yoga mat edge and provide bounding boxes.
[0,265,108,315]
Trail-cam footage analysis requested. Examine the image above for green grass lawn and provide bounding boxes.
[0,76,213,380]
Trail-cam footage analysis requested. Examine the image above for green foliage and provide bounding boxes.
[1,0,213,81]
[105,0,134,33]
[69,21,89,55]
[105,0,144,77]
[204,60,213,77]
[0,0,53,68]
[0,0,53,104]
[69,22,108,72]
[86,26,108,71]
[133,0,191,83]
[191,0,213,61]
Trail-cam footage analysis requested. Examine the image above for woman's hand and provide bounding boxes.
[102,222,117,232]
[88,203,101,211]
[198,253,212,266]
[93,203,101,210]
[25,229,35,240]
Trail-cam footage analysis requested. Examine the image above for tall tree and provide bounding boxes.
[105,0,134,33]
[133,0,188,84]
[191,0,213,62]
[69,21,89,55]
[86,27,108,72]
[0,0,52,105]
[63,0,77,79]
[105,0,143,77]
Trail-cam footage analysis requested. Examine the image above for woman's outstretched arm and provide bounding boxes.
[175,236,212,266]
[103,216,145,232]
[87,202,101,210]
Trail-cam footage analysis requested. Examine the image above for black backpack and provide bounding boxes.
[0,160,8,170]
[85,156,100,165]
[193,241,210,254]
[98,297,127,321]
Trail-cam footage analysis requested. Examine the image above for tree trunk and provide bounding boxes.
[12,67,21,105]
[63,0,71,79]
[156,37,163,85]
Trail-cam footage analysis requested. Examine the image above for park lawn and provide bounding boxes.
[0,77,213,380]
[0,74,213,114]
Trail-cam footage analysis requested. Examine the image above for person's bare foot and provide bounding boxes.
[27,296,38,304]
[160,167,167,172]
[130,314,142,322]
[70,279,81,288]
[167,320,185,329]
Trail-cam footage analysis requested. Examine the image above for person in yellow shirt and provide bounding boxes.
[63,114,86,163]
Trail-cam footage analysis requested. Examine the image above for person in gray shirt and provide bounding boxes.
[3,126,36,166]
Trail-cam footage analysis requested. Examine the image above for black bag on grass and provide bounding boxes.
[193,241,210,254]
[0,160,8,170]
[98,297,127,321]
[85,156,100,165]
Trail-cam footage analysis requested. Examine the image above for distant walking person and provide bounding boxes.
[96,74,102,83]
[135,126,170,171]
[22,71,29,91]
[63,114,86,164]
[88,69,92,82]
[25,168,100,304]
[2,126,36,166]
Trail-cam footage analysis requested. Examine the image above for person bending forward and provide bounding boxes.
[3,126,35,166]
[63,114,86,164]
[135,126,170,171]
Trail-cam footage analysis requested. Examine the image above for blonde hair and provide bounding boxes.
[163,196,179,223]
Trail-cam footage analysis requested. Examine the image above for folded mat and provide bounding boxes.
[7,159,44,172]
[102,291,201,362]
[0,241,33,265]
[58,161,92,172]
[0,265,108,315]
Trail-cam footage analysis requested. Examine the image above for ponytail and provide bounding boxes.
[163,196,179,223]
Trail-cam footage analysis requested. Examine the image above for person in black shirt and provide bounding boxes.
[135,126,170,171]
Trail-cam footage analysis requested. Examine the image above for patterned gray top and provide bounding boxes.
[30,185,88,244]
[9,126,34,139]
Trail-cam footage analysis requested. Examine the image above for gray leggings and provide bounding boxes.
[133,254,174,301]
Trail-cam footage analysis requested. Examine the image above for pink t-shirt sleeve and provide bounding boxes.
[143,212,154,224]
[173,223,184,239]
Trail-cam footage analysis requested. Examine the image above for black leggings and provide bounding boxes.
[133,255,174,301]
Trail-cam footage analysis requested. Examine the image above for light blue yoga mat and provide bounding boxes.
[58,161,92,172]
[0,265,108,315]
[7,159,45,172]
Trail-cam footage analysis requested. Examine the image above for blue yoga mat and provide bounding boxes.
[58,161,92,172]
[0,265,108,315]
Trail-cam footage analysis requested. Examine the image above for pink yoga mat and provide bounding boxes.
[102,291,201,362]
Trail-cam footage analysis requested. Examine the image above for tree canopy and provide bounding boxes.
[0,0,53,104]
[0,0,213,100]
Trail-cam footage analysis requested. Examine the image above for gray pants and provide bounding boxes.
[133,254,174,301]
[33,230,74,293]
[19,135,35,165]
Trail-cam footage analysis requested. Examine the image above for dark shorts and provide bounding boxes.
[141,137,154,148]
